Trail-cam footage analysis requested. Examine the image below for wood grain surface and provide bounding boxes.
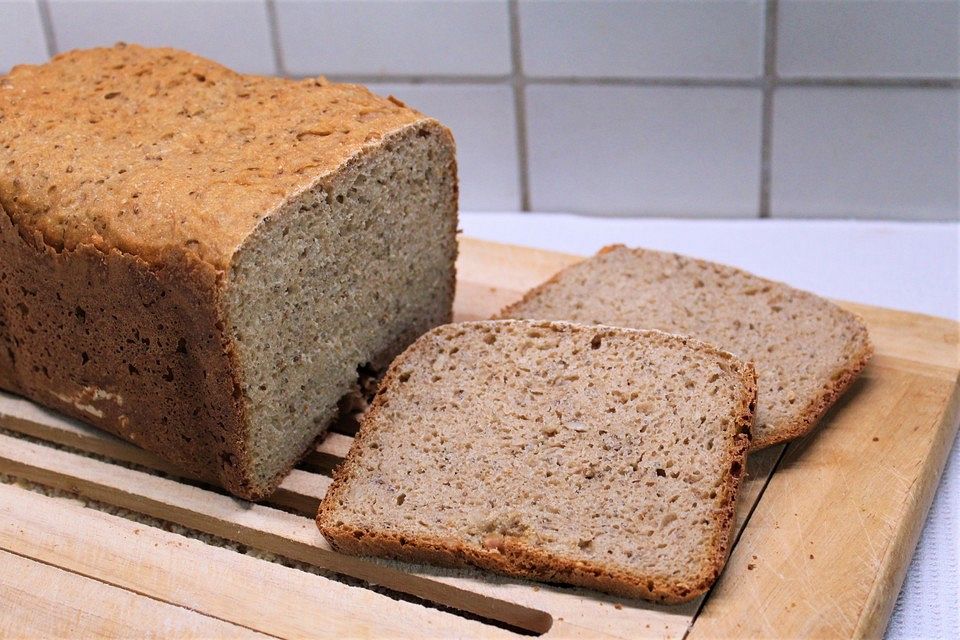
[0,236,956,639]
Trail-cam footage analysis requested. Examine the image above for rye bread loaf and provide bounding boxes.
[0,45,458,499]
[499,245,873,450]
[317,320,757,602]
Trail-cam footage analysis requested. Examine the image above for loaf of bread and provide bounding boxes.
[499,245,872,449]
[318,320,757,602]
[0,45,458,499]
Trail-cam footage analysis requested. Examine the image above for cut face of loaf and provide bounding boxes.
[0,45,458,499]
[317,320,757,602]
[499,245,873,449]
[223,126,457,492]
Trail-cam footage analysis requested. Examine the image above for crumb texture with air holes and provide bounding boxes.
[317,320,756,603]
[0,45,458,499]
[499,245,872,449]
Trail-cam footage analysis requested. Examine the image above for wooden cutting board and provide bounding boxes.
[0,237,957,639]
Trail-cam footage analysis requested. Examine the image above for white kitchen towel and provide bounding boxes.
[886,431,959,640]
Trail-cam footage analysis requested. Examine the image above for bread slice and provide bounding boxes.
[317,320,757,602]
[499,245,872,450]
[0,45,457,499]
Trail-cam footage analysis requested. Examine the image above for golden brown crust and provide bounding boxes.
[752,322,873,449]
[702,360,755,597]
[498,244,873,452]
[0,44,428,271]
[0,201,259,497]
[317,320,757,603]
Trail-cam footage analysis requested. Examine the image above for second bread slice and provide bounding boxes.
[499,245,873,449]
[317,320,756,602]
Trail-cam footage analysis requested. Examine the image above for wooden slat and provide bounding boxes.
[318,431,355,458]
[0,550,270,639]
[689,366,960,639]
[0,431,553,635]
[0,483,509,639]
[302,431,355,473]
[0,391,329,516]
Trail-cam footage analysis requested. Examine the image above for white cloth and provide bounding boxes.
[461,212,960,639]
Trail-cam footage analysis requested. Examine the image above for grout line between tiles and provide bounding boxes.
[36,0,58,58]
[508,0,532,212]
[528,76,762,88]
[758,0,780,219]
[295,75,958,90]
[320,74,512,85]
[779,76,960,88]
[264,0,287,77]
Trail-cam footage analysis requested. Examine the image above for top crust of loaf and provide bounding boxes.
[499,245,873,450]
[0,44,438,270]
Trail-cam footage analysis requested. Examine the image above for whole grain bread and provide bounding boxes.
[499,245,872,449]
[0,45,458,499]
[317,320,757,602]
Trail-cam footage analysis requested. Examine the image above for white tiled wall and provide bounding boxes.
[275,0,511,77]
[526,85,763,216]
[771,88,959,220]
[519,0,765,79]
[0,0,957,220]
[777,0,960,78]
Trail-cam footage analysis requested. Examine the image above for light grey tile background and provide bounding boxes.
[2,0,958,219]
[519,0,765,79]
[526,85,763,216]
[275,0,511,77]
[771,87,960,220]
[778,0,960,78]
[47,0,276,75]
[367,83,520,211]
[0,0,48,72]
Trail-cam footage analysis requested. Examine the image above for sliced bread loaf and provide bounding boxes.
[0,45,457,499]
[499,246,872,450]
[317,320,757,602]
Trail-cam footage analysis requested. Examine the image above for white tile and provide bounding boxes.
[770,88,959,220]
[0,0,48,73]
[48,0,276,75]
[519,0,764,79]
[276,0,511,77]
[367,83,520,211]
[525,85,763,217]
[778,0,960,78]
